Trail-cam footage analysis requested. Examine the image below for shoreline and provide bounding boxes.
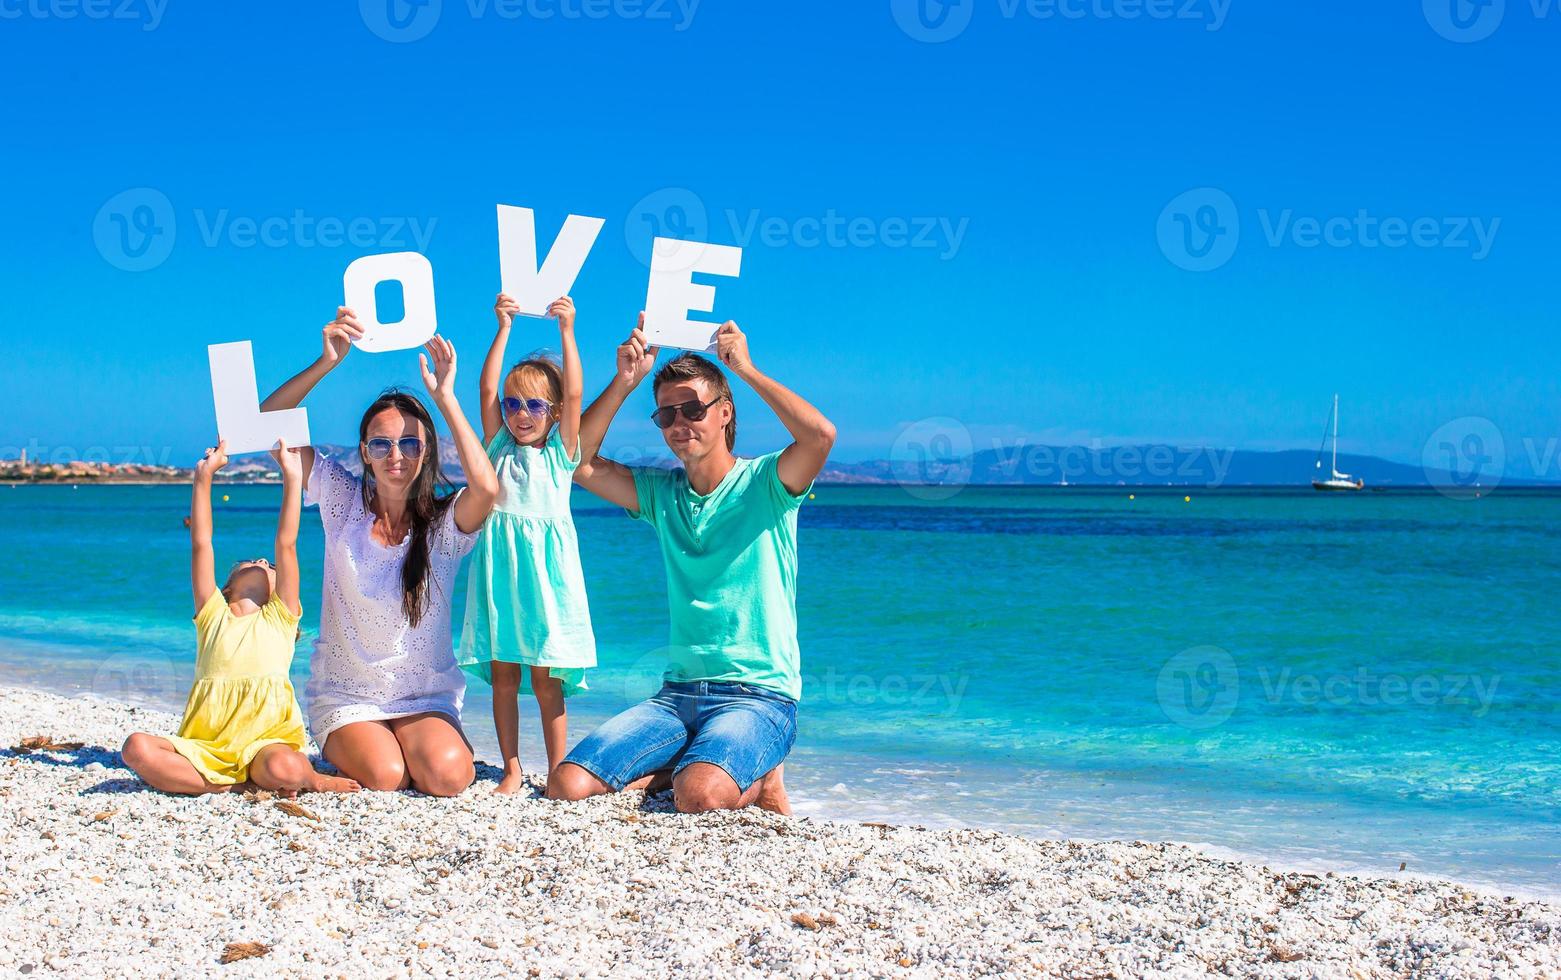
[1,686,1556,976]
[0,662,1555,907]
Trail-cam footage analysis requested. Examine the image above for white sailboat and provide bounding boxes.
[1312,394,1364,492]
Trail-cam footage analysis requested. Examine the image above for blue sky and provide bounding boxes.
[2,2,1557,470]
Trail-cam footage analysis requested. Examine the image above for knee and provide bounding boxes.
[356,757,410,793]
[256,749,310,787]
[120,732,154,768]
[546,763,605,802]
[674,771,740,814]
[413,748,474,798]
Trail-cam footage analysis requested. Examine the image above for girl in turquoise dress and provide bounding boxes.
[459,292,597,795]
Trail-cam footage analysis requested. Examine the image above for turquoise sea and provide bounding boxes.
[0,483,1555,896]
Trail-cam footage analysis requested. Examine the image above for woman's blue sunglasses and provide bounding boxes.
[362,437,425,461]
[501,396,554,418]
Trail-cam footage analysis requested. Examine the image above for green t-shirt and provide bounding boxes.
[629,451,811,700]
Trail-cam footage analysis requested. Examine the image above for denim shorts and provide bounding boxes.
[563,681,797,794]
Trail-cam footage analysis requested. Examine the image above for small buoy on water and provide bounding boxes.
[1128,494,1135,501]
[222,494,230,502]
[808,493,815,500]
[1184,495,1191,502]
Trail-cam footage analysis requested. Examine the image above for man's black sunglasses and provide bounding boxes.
[650,396,724,430]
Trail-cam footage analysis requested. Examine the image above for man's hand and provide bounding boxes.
[616,313,659,390]
[715,321,755,378]
[195,440,229,481]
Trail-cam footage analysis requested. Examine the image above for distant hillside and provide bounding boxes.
[218,442,1557,489]
[820,444,1558,488]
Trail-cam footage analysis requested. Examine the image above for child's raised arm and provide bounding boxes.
[271,439,305,618]
[190,440,227,614]
[478,293,521,445]
[548,296,584,460]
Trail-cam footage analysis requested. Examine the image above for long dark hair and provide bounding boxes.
[358,390,456,628]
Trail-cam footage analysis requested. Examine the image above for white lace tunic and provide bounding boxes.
[303,452,477,747]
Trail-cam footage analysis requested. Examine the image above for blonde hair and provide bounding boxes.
[507,353,564,414]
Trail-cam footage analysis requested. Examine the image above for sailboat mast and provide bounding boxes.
[1332,393,1339,474]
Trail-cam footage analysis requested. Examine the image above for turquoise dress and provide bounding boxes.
[458,426,596,695]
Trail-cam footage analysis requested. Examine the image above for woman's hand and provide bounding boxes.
[715,320,755,378]
[548,296,576,332]
[195,440,229,481]
[272,439,304,485]
[616,313,659,390]
[420,335,459,404]
[494,293,521,332]
[323,307,364,368]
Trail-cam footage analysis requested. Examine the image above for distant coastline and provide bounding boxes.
[4,440,1556,489]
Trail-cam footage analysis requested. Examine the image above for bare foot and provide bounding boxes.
[494,768,526,795]
[754,764,792,816]
[305,774,361,794]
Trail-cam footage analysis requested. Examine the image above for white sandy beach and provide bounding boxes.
[0,686,1555,978]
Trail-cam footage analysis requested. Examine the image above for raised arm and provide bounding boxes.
[574,317,657,511]
[478,293,520,444]
[420,336,500,535]
[549,296,585,460]
[271,439,305,618]
[259,307,364,490]
[715,321,836,495]
[190,441,227,614]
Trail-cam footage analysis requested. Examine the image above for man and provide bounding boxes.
[548,315,834,814]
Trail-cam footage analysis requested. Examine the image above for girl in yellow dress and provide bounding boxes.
[120,440,358,797]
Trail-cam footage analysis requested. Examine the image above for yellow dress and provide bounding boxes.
[164,591,309,784]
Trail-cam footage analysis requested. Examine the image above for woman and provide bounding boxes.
[260,308,500,796]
